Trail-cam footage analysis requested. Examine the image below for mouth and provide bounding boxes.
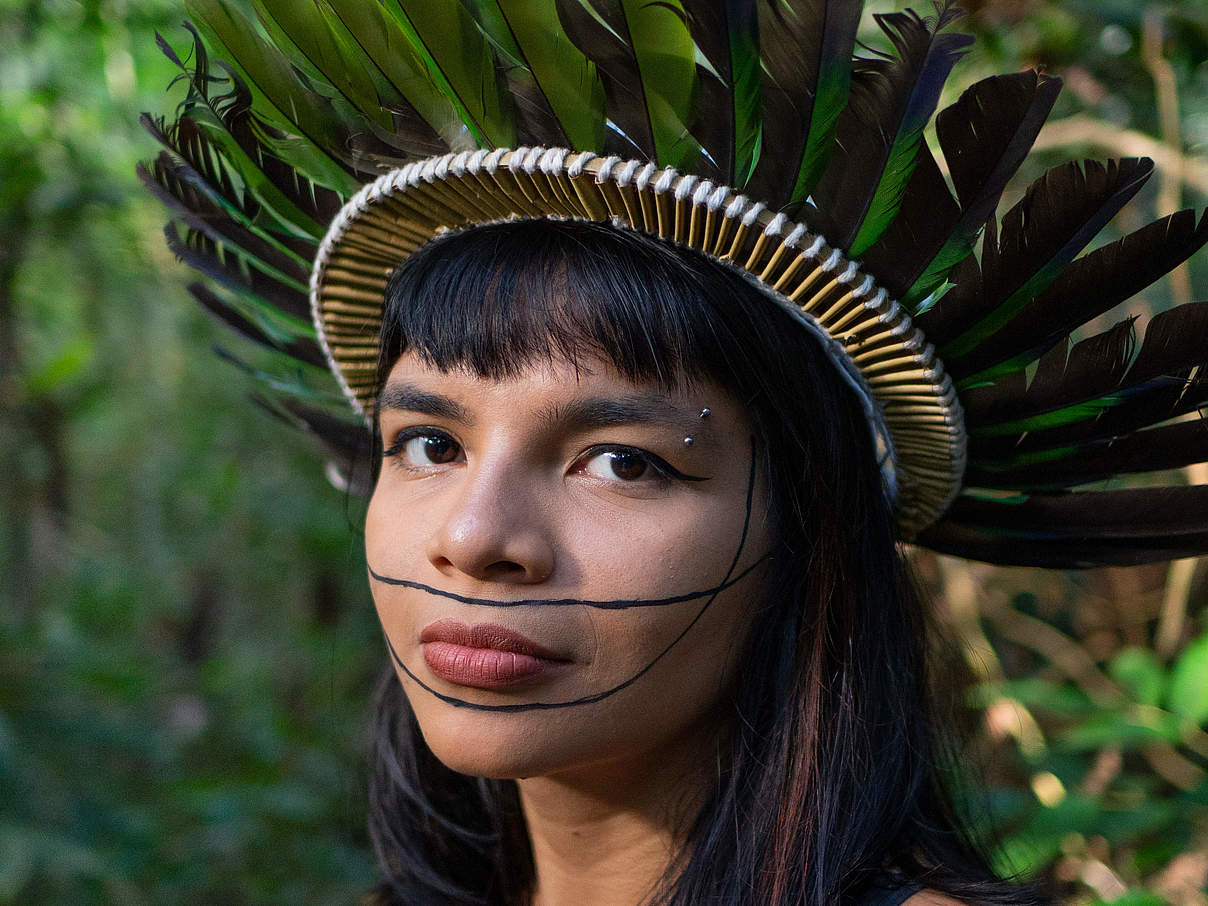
[419,619,571,690]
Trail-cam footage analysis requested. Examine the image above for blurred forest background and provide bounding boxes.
[1,0,1207,903]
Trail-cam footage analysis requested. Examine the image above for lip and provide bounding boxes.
[420,620,570,690]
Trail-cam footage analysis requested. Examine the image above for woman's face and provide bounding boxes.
[365,350,773,779]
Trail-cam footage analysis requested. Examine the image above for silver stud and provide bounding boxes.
[683,437,694,446]
[699,408,711,418]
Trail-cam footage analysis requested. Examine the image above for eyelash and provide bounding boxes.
[381,429,707,483]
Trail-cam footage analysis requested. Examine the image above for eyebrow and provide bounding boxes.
[377,384,473,425]
[543,395,692,433]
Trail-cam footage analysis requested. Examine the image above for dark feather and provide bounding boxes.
[252,395,375,495]
[681,0,761,186]
[934,157,1154,356]
[139,151,312,289]
[855,139,957,300]
[934,486,1208,538]
[809,4,972,254]
[190,283,326,369]
[951,209,1208,383]
[918,514,1208,568]
[746,0,863,210]
[165,223,311,323]
[967,417,1208,490]
[469,0,607,150]
[867,71,1061,311]
[969,301,1208,457]
[556,0,701,165]
[962,318,1137,428]
[557,0,653,157]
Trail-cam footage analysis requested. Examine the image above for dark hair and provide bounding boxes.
[364,220,1041,906]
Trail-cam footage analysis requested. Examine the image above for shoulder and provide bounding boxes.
[902,891,971,906]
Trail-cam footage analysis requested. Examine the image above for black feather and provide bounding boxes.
[962,318,1137,427]
[681,0,760,185]
[950,210,1208,382]
[252,395,375,495]
[863,71,1060,310]
[927,158,1155,354]
[919,517,1208,568]
[967,417,1208,490]
[809,3,971,253]
[165,223,311,323]
[935,486,1208,538]
[556,0,654,158]
[746,0,863,211]
[969,302,1208,457]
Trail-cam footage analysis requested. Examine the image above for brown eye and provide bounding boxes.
[607,451,648,481]
[385,430,464,468]
[579,448,657,482]
[420,435,459,464]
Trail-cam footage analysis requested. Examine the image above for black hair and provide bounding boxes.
[364,219,1044,906]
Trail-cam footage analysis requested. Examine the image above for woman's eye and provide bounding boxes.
[578,448,659,482]
[384,430,463,468]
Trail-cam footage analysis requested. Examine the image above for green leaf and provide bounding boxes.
[1109,647,1166,707]
[1168,633,1208,727]
[1059,707,1183,752]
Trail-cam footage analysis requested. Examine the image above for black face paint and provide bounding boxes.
[372,440,762,712]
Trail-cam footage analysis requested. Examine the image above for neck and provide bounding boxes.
[520,724,722,906]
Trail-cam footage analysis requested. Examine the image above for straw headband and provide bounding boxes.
[309,147,966,540]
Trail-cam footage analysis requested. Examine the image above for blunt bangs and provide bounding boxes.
[375,219,762,393]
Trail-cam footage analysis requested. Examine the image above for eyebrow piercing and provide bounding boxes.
[684,436,694,446]
[699,408,711,418]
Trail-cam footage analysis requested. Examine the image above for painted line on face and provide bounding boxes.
[382,438,762,712]
[367,559,768,610]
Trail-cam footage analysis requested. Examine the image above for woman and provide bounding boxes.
[359,219,1033,905]
[143,1,1208,903]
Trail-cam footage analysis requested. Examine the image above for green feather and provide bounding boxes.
[478,0,607,150]
[728,3,762,185]
[967,398,1121,438]
[622,0,702,168]
[382,0,516,148]
[183,0,363,192]
[791,0,862,205]
[251,0,392,129]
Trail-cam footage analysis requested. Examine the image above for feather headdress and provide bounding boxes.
[142,0,1208,568]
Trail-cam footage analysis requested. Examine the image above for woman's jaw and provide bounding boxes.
[364,350,773,781]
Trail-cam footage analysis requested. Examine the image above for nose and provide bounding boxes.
[425,461,556,585]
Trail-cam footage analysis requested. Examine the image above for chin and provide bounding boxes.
[412,703,595,779]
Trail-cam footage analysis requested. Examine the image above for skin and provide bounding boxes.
[366,350,773,904]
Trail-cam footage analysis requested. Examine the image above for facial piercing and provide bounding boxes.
[699,408,711,418]
[683,437,694,446]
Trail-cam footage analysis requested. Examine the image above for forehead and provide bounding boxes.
[377,351,732,432]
